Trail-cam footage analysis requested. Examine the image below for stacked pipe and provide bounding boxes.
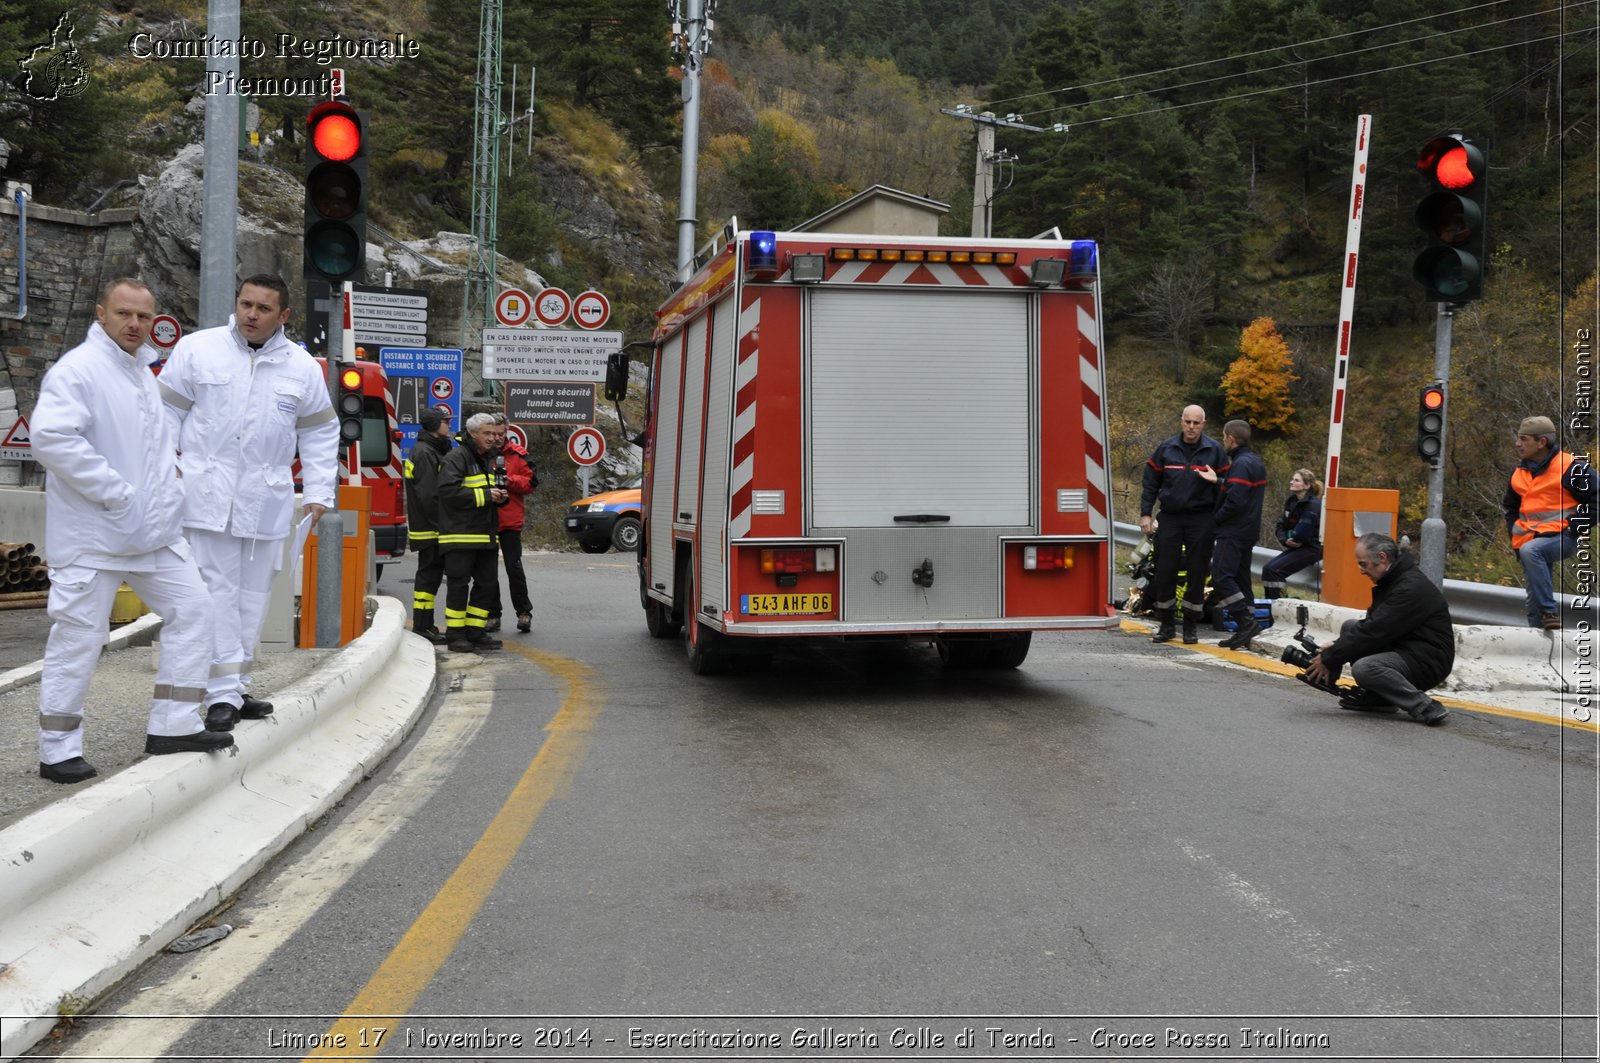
[0,541,48,608]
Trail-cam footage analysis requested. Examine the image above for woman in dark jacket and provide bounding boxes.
[1262,467,1323,599]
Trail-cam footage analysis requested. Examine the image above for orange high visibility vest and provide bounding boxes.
[1511,451,1579,548]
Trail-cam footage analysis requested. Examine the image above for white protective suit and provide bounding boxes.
[159,317,340,707]
[32,323,215,762]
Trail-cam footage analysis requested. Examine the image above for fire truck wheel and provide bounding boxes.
[682,567,727,676]
[987,631,1032,669]
[644,598,680,638]
[642,565,682,638]
[611,516,642,553]
[936,637,990,669]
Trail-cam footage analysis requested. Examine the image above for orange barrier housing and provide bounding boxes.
[298,484,371,646]
[1321,486,1399,608]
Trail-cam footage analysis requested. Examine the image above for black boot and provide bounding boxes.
[1151,610,1176,643]
[1181,616,1199,644]
[1221,609,1260,650]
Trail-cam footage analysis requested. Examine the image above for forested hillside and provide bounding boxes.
[3,0,1595,580]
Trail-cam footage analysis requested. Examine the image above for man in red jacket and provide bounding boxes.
[487,412,536,633]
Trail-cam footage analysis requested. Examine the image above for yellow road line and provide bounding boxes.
[304,645,601,1060]
[1119,616,1599,733]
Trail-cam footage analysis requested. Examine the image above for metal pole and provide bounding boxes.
[674,0,706,281]
[315,510,344,647]
[198,0,240,327]
[1420,303,1451,588]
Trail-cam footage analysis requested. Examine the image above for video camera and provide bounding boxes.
[1281,603,1343,696]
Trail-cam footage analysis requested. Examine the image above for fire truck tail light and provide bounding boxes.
[759,546,837,574]
[1023,545,1075,571]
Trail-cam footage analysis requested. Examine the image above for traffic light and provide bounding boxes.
[1417,382,1445,464]
[337,365,364,445]
[603,351,630,402]
[1413,133,1487,302]
[304,101,367,284]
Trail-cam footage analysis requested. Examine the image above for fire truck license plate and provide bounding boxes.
[741,593,832,615]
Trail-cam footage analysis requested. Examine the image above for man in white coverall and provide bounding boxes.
[32,278,234,784]
[159,273,340,732]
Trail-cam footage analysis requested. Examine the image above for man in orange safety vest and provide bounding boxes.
[1503,415,1596,630]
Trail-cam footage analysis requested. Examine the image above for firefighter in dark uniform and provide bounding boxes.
[1139,404,1228,644]
[436,412,507,652]
[1199,419,1268,649]
[403,407,453,644]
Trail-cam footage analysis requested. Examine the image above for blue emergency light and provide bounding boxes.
[747,230,779,274]
[1069,240,1098,278]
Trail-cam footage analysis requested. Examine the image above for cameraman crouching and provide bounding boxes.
[1305,533,1453,727]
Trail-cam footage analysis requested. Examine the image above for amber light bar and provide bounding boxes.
[830,247,1018,266]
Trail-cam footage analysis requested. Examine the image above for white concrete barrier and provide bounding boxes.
[1267,599,1585,699]
[0,596,436,1062]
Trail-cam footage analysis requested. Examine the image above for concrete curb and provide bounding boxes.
[0,597,437,1062]
[1266,599,1583,694]
[0,611,164,697]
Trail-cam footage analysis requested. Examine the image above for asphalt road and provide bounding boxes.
[39,550,1599,1062]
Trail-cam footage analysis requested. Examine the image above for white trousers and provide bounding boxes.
[186,528,284,708]
[39,545,214,764]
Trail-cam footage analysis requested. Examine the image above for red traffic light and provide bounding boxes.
[340,367,363,390]
[1421,386,1444,410]
[1416,136,1483,192]
[310,110,361,162]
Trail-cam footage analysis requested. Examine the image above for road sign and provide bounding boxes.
[150,314,181,350]
[351,285,429,353]
[533,287,572,327]
[481,328,622,381]
[430,376,455,401]
[377,347,463,454]
[351,285,428,309]
[495,288,532,327]
[0,414,32,461]
[572,290,611,330]
[567,425,605,466]
[505,381,597,426]
[505,424,527,450]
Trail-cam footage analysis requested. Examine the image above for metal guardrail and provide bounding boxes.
[1111,522,1581,628]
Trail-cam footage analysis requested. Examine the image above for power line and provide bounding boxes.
[1011,1,1595,123]
[1034,29,1593,132]
[980,0,1583,112]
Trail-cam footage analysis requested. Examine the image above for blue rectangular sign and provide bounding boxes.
[380,347,463,456]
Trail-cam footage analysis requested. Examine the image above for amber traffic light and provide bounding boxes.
[1417,383,1446,464]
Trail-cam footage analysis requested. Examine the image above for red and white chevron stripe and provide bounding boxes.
[727,287,761,539]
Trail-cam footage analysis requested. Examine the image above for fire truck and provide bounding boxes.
[310,356,408,571]
[639,223,1117,674]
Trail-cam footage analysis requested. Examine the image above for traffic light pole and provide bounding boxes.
[1420,303,1452,588]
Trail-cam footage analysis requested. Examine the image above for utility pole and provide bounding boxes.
[940,107,1058,238]
[671,0,717,282]
[198,0,240,326]
[461,0,503,395]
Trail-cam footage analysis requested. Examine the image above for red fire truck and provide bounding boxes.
[639,224,1117,674]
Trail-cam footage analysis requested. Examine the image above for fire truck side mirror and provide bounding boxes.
[604,352,631,402]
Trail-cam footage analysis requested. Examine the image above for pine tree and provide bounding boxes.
[1222,316,1298,434]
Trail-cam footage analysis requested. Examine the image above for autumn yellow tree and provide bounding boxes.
[1221,317,1298,434]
